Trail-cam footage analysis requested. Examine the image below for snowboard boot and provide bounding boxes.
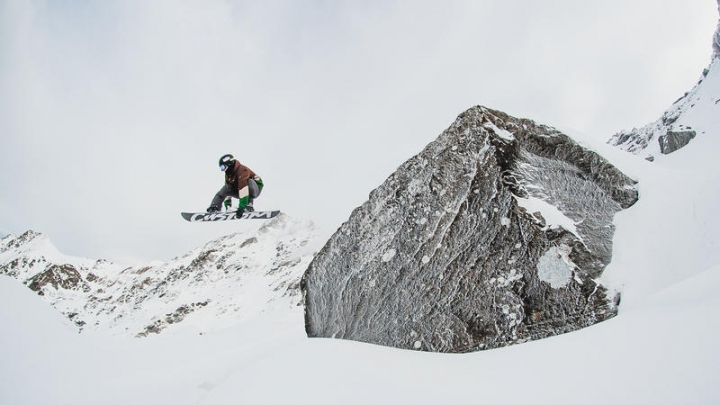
[237,204,254,215]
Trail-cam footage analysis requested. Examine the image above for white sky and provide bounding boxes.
[1,0,718,263]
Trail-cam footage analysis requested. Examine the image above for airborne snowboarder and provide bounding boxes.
[207,154,264,214]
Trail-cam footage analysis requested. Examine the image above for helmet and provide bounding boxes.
[219,154,235,171]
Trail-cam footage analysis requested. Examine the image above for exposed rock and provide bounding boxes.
[659,130,697,154]
[0,230,43,253]
[136,301,210,337]
[609,1,720,159]
[1,214,319,336]
[302,106,637,353]
[27,264,90,296]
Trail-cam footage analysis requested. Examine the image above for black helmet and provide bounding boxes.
[219,154,235,171]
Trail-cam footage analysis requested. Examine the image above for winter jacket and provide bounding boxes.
[225,161,257,190]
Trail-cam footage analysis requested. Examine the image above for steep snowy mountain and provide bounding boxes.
[608,2,720,160]
[0,214,319,336]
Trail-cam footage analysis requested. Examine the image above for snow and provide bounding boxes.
[514,195,581,240]
[3,60,720,405]
[536,245,575,288]
[4,126,720,404]
[611,57,720,160]
[3,258,720,405]
[484,121,516,141]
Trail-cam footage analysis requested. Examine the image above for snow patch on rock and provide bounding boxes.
[537,245,575,288]
[515,196,581,241]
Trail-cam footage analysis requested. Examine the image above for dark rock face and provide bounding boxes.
[302,106,638,353]
[659,130,697,154]
[27,264,90,296]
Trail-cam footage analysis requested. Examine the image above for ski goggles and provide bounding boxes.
[219,156,234,171]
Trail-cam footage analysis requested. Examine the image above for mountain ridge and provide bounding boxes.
[0,213,319,337]
[608,0,720,160]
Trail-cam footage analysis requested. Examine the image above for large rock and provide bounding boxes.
[659,130,696,154]
[302,106,638,353]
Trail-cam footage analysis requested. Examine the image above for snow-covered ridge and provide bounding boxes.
[609,3,720,160]
[609,58,720,160]
[0,213,319,337]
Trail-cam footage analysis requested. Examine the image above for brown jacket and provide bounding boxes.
[225,162,257,190]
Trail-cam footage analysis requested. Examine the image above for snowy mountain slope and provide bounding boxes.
[203,265,720,405]
[2,88,720,405]
[0,213,320,336]
[0,276,310,405]
[608,58,720,160]
[609,5,720,160]
[3,257,719,405]
[2,5,720,405]
[4,109,719,404]
[602,1,720,300]
[599,117,720,304]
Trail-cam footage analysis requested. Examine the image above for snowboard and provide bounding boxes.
[181,210,280,222]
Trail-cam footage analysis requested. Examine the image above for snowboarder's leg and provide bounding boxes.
[209,185,239,211]
[238,179,261,212]
[237,186,252,210]
[248,178,261,198]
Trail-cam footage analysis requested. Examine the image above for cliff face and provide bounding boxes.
[302,106,638,353]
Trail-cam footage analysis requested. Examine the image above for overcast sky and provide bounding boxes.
[1,0,718,263]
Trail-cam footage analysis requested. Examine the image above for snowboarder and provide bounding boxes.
[206,154,264,214]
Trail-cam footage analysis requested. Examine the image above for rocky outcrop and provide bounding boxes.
[1,214,319,336]
[136,301,210,337]
[658,130,697,154]
[302,106,638,353]
[609,1,720,160]
[27,264,90,296]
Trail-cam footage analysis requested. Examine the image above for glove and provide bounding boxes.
[206,206,220,212]
[223,198,232,210]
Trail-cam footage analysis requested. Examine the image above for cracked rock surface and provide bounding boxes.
[302,106,638,353]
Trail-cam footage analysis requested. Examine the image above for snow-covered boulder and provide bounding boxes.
[302,106,638,353]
